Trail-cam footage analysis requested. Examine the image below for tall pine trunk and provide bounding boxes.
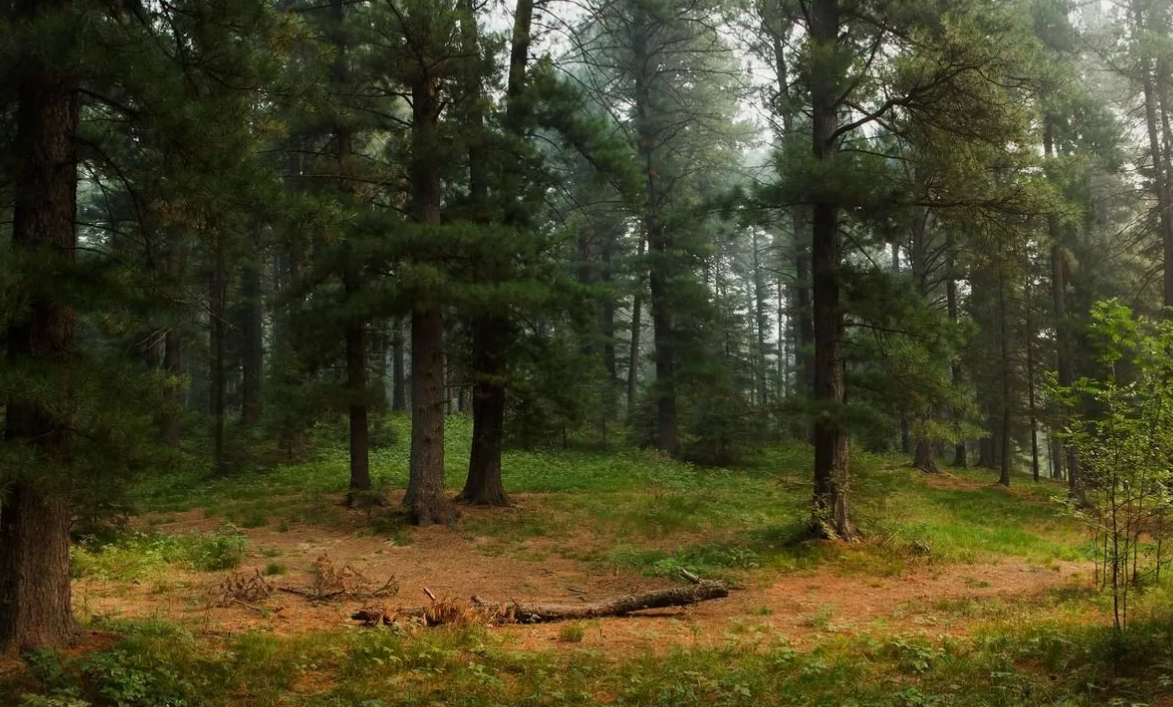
[461,0,529,505]
[210,234,228,475]
[331,0,369,495]
[632,9,679,457]
[1043,114,1083,501]
[945,240,966,467]
[405,67,455,525]
[808,0,854,539]
[626,234,646,414]
[997,265,1011,488]
[0,0,80,648]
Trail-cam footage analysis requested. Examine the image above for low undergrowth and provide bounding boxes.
[7,612,1173,707]
[72,524,248,582]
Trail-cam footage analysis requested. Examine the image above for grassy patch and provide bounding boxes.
[72,525,248,582]
[8,614,1173,706]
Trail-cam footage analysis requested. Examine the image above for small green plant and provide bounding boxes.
[261,548,282,558]
[557,624,586,643]
[241,514,268,529]
[264,562,286,576]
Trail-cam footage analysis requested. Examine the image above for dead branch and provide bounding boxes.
[278,554,398,603]
[353,569,728,627]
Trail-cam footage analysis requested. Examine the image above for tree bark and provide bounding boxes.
[405,66,455,526]
[914,439,939,473]
[0,0,80,648]
[460,318,511,505]
[809,0,854,540]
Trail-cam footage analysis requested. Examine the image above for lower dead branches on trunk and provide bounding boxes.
[352,568,728,627]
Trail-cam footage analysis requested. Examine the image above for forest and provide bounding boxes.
[5,0,1173,704]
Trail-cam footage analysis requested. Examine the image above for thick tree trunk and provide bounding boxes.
[405,69,455,526]
[0,3,80,648]
[458,0,511,506]
[808,0,854,540]
[407,307,454,525]
[914,439,938,473]
[460,319,510,506]
[240,252,263,427]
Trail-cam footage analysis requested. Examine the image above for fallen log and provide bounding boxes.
[353,568,728,626]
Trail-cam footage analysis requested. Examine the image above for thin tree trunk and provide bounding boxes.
[627,235,646,414]
[945,240,966,467]
[391,317,407,412]
[210,233,227,475]
[751,228,770,407]
[405,63,455,526]
[1044,113,1083,501]
[998,265,1011,488]
[331,0,369,496]
[1026,281,1039,482]
[0,2,80,648]
[162,327,182,448]
[809,0,854,540]
[240,250,263,427]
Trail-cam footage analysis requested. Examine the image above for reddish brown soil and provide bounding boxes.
[69,497,1094,655]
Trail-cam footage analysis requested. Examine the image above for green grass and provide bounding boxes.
[72,525,248,581]
[9,612,1173,706]
[8,416,1173,705]
[128,416,1085,581]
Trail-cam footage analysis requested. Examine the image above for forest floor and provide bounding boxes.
[6,417,1173,706]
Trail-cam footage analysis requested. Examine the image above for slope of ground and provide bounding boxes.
[5,417,1170,706]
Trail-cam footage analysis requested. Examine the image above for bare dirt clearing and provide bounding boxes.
[73,496,1094,655]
